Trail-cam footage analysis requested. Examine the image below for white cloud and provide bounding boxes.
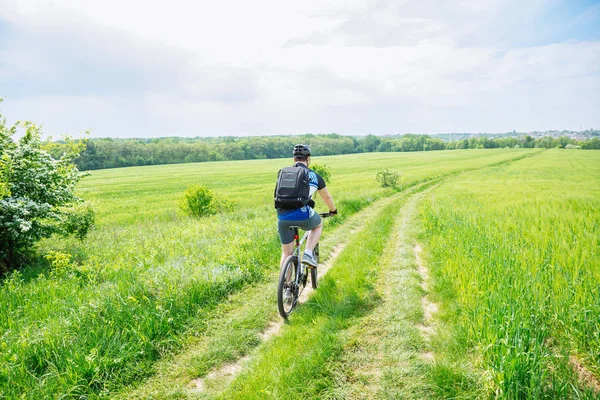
[0,0,598,136]
[1,95,148,137]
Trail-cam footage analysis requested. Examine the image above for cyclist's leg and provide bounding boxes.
[302,212,322,253]
[278,219,296,268]
[305,223,322,252]
[280,242,294,268]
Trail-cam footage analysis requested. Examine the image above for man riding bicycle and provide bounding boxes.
[276,144,337,269]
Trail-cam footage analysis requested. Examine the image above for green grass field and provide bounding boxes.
[419,149,600,398]
[2,148,599,399]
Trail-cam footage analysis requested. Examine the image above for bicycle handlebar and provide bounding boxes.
[312,205,337,218]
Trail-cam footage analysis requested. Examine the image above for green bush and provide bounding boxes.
[376,168,400,188]
[0,101,94,271]
[311,163,332,182]
[61,203,96,240]
[180,185,234,218]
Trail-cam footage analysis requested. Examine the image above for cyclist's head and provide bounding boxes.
[293,144,311,161]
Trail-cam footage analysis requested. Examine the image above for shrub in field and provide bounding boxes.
[0,103,94,271]
[310,163,332,182]
[45,250,72,270]
[376,168,400,188]
[61,202,96,240]
[180,185,234,217]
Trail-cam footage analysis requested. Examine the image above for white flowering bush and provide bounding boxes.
[0,102,94,271]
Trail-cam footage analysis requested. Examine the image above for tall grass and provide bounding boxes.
[419,149,600,398]
[0,149,534,398]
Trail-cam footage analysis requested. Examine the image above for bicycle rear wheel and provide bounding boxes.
[311,244,319,289]
[278,256,298,318]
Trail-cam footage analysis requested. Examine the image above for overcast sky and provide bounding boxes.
[1,0,599,138]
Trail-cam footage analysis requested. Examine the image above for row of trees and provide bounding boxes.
[44,134,600,171]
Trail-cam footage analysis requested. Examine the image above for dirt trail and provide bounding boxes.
[415,244,438,327]
[188,196,399,394]
[189,244,346,392]
[191,186,446,396]
[569,355,600,393]
[414,243,438,361]
[324,188,439,398]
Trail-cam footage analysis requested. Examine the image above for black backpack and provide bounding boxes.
[274,166,310,209]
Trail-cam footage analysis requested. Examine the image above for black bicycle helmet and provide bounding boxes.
[293,144,311,158]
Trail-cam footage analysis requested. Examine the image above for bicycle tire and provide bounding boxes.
[278,256,298,318]
[311,243,319,289]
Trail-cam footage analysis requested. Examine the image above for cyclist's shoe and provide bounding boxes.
[302,252,318,268]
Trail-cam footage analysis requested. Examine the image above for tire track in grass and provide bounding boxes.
[117,187,409,399]
[189,194,404,396]
[188,244,345,393]
[326,189,437,399]
[193,181,454,398]
[211,187,447,399]
[569,355,600,394]
[415,242,438,360]
[319,153,542,398]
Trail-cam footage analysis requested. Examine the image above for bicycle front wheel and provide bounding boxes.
[278,256,298,318]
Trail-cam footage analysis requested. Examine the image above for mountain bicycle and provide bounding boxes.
[277,212,331,319]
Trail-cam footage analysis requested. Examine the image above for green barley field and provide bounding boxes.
[420,149,600,399]
[1,148,599,399]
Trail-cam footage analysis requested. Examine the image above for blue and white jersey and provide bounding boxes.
[277,163,326,221]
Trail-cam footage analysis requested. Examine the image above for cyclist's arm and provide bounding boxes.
[317,187,336,213]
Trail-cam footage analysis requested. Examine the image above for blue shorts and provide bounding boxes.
[277,212,322,244]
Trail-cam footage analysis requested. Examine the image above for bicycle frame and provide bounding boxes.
[290,227,309,288]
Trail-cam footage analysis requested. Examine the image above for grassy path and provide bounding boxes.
[213,194,408,399]
[116,152,541,399]
[209,179,458,399]
[323,188,436,399]
[192,154,540,399]
[115,185,407,399]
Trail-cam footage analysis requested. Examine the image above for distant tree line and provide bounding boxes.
[43,134,600,171]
